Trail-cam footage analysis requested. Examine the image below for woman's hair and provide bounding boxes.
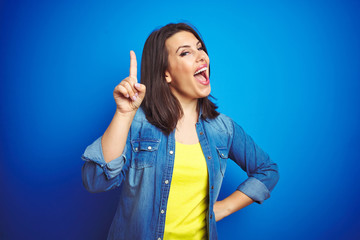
[140,23,219,135]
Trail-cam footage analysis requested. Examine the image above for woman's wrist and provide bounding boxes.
[214,191,254,222]
[214,200,231,221]
[115,107,137,119]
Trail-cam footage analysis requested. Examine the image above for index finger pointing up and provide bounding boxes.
[129,50,137,79]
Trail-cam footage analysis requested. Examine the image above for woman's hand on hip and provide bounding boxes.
[114,50,146,115]
[213,191,254,222]
[213,200,230,222]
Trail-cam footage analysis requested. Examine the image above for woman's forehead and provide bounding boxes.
[165,31,200,51]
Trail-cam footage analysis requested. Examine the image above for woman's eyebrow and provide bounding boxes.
[176,45,191,53]
[176,41,201,53]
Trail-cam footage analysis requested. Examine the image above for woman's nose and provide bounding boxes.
[196,50,207,62]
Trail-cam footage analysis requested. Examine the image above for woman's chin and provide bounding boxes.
[199,85,211,98]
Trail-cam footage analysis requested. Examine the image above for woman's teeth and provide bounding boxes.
[194,67,207,75]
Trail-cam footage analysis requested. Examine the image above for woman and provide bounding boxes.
[82,23,279,240]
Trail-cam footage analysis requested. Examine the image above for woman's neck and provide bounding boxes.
[174,98,200,144]
[179,99,198,124]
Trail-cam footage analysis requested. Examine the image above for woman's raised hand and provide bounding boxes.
[113,51,146,114]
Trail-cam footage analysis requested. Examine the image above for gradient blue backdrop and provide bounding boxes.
[1,0,360,239]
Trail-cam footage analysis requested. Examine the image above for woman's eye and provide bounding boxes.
[180,51,190,57]
[198,46,204,51]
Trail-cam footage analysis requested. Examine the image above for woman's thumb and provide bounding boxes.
[134,83,146,98]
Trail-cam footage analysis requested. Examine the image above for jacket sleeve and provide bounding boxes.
[81,134,131,193]
[228,120,279,204]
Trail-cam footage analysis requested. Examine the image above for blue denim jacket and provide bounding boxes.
[81,108,279,240]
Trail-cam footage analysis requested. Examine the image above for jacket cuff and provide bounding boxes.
[237,177,270,204]
[81,137,126,179]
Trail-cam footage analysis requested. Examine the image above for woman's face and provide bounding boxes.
[165,31,211,104]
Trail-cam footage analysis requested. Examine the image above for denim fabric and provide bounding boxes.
[81,108,279,240]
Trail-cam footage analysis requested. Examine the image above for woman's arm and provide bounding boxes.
[102,51,146,163]
[229,120,279,204]
[102,110,136,163]
[81,51,146,193]
[213,118,279,220]
[213,191,254,222]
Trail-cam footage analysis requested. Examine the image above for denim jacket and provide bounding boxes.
[81,108,279,240]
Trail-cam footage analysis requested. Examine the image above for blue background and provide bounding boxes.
[1,0,360,239]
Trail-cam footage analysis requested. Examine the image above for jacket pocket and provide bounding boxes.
[130,139,160,169]
[216,147,228,176]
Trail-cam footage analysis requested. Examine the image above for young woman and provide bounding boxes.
[81,23,279,240]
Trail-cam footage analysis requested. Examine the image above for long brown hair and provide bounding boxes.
[140,23,219,135]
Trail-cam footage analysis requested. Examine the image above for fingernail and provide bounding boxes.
[135,92,138,97]
[126,94,129,98]
[132,95,137,101]
[135,83,140,88]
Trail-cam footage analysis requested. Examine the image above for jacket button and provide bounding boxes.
[207,156,211,160]
[165,180,169,184]
[147,146,152,150]
[210,214,213,219]
[158,238,161,240]
[200,132,203,135]
[135,147,138,151]
[211,186,214,189]
[169,150,174,155]
[161,210,165,214]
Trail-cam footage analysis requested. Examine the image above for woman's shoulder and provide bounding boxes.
[128,108,149,131]
[131,108,162,137]
[207,112,233,124]
[204,112,235,134]
[133,107,147,123]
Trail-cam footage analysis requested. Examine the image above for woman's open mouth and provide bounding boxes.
[194,65,209,85]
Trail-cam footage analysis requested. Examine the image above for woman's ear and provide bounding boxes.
[165,71,172,83]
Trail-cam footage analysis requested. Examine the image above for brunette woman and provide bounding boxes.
[82,23,279,240]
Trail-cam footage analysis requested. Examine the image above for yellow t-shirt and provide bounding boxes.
[164,141,209,240]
